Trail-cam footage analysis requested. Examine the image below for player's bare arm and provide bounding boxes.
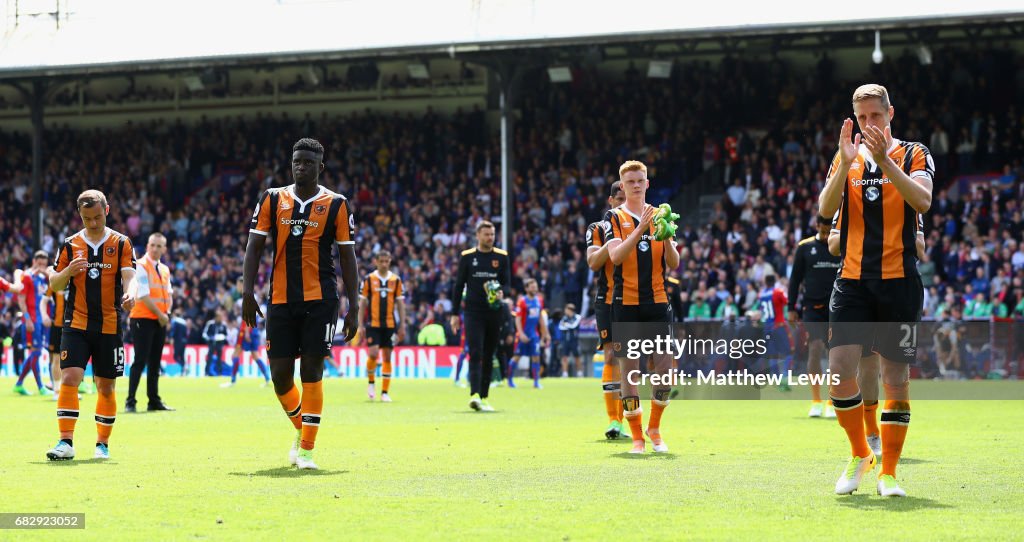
[396,297,407,343]
[540,310,550,348]
[8,269,24,293]
[338,243,360,343]
[861,125,933,213]
[121,268,137,312]
[818,119,859,218]
[357,296,367,343]
[40,295,52,327]
[241,232,267,327]
[16,285,32,332]
[587,244,610,270]
[665,238,680,269]
[50,257,88,292]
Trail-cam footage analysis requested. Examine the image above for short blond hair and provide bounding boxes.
[852,84,891,109]
[618,160,648,178]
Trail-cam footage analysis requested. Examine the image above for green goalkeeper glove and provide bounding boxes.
[653,203,680,241]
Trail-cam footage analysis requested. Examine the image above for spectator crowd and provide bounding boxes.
[1,46,1023,378]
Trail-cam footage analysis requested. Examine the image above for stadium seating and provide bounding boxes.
[0,46,1022,374]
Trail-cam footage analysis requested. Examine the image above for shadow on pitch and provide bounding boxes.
[611,452,678,460]
[835,494,953,511]
[30,459,117,466]
[229,467,348,478]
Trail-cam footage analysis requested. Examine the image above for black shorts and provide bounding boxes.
[611,303,671,354]
[366,327,395,349]
[612,303,671,324]
[829,276,923,364]
[266,300,339,359]
[595,302,612,349]
[802,302,829,343]
[49,326,63,353]
[60,328,125,379]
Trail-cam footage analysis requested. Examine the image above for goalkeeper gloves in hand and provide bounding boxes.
[653,203,680,241]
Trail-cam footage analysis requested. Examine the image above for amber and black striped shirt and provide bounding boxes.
[603,206,668,305]
[249,185,355,305]
[54,228,136,334]
[831,139,934,280]
[586,220,615,305]
[45,284,67,329]
[360,271,403,329]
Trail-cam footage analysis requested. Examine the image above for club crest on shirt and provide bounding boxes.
[492,260,499,268]
[472,258,478,267]
[105,246,116,256]
[315,204,327,215]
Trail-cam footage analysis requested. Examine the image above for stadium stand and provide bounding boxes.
[0,46,1023,378]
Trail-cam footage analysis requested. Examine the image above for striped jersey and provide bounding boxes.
[53,228,136,334]
[831,138,934,280]
[45,284,67,328]
[360,270,404,329]
[249,185,356,305]
[603,205,669,305]
[586,220,614,305]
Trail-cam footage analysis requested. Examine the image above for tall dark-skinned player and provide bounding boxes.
[450,221,511,412]
[242,138,360,471]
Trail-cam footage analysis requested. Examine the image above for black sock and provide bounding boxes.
[60,438,73,447]
[96,442,105,448]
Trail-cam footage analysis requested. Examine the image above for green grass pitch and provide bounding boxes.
[1,377,1021,541]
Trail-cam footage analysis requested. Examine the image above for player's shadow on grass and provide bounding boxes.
[895,457,931,465]
[31,459,117,466]
[835,494,953,511]
[611,452,679,460]
[229,467,348,478]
